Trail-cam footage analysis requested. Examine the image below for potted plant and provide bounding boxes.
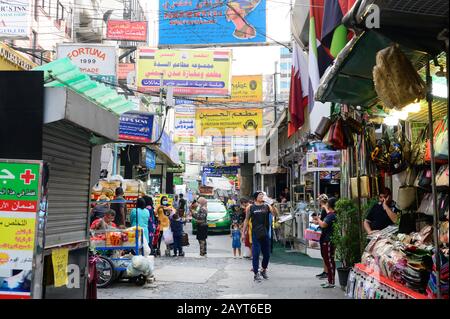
[332,198,361,289]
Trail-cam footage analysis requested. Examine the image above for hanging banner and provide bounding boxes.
[158,0,267,46]
[196,108,263,136]
[119,111,154,143]
[56,43,117,85]
[145,149,156,169]
[0,0,31,39]
[209,75,263,102]
[136,48,232,96]
[118,63,135,80]
[106,20,148,42]
[174,105,197,143]
[51,248,69,288]
[0,160,42,299]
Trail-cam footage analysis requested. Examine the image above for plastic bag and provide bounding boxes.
[163,228,174,245]
[243,246,251,258]
[126,256,152,277]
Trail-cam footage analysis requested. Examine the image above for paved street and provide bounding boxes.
[98,223,346,299]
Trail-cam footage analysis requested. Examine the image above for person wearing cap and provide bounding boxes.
[314,194,329,279]
[90,195,111,224]
[243,191,275,282]
[312,197,338,288]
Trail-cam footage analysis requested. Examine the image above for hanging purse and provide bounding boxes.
[417,194,434,216]
[425,119,448,164]
[373,44,427,110]
[434,117,448,160]
[315,117,333,140]
[345,116,363,134]
[329,118,347,150]
[351,175,371,199]
[436,165,449,187]
[397,169,416,210]
[414,169,432,188]
[410,126,428,166]
[438,193,449,221]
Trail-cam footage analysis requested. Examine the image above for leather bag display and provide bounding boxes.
[344,116,363,134]
[425,119,448,164]
[397,169,417,210]
[436,165,449,187]
[315,117,333,140]
[328,118,347,150]
[373,44,426,110]
[351,175,371,199]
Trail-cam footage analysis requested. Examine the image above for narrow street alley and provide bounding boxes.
[98,223,345,299]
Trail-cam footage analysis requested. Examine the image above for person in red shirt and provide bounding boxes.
[90,209,117,230]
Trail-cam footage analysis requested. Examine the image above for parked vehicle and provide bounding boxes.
[192,199,231,234]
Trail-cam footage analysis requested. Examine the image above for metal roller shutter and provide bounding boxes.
[43,121,92,248]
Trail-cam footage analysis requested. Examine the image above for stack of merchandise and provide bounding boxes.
[426,252,449,299]
[361,225,434,294]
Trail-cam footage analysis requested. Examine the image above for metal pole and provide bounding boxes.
[274,61,278,122]
[426,59,441,299]
[112,144,118,176]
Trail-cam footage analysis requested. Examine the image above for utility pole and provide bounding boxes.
[274,61,278,122]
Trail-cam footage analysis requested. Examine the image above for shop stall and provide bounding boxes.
[313,0,448,298]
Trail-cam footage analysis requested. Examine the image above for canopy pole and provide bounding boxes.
[426,58,441,299]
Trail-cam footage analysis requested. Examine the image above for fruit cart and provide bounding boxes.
[90,226,148,288]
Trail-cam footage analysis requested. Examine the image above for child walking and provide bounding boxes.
[170,213,185,257]
[231,223,242,258]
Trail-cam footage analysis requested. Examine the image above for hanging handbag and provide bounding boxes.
[344,116,363,134]
[434,117,448,160]
[343,124,355,147]
[410,126,428,166]
[425,119,448,164]
[351,175,371,199]
[315,117,333,139]
[414,169,432,188]
[373,43,426,110]
[397,169,416,210]
[329,118,347,150]
[417,194,434,216]
[438,193,449,221]
[436,165,449,187]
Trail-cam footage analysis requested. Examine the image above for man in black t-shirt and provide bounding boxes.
[364,188,399,234]
[243,191,275,282]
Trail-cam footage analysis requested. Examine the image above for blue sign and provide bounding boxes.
[159,0,267,46]
[146,149,156,169]
[154,122,180,164]
[203,166,239,176]
[119,112,154,143]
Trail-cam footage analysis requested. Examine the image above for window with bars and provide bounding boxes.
[57,1,64,21]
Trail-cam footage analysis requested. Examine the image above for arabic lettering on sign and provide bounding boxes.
[0,200,37,212]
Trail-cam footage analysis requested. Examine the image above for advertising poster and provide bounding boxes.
[118,63,135,80]
[306,151,341,172]
[145,149,156,170]
[106,20,148,42]
[209,75,263,102]
[0,0,30,39]
[196,108,263,136]
[136,48,231,96]
[159,0,267,46]
[119,112,154,143]
[174,105,197,143]
[57,44,117,85]
[0,160,42,299]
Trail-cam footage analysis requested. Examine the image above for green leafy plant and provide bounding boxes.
[332,198,361,268]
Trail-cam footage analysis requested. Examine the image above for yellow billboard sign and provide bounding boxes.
[136,48,232,97]
[196,108,263,137]
[209,75,263,102]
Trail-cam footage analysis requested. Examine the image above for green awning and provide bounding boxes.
[33,57,135,115]
[315,30,429,107]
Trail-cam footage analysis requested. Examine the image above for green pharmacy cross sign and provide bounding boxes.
[0,162,40,212]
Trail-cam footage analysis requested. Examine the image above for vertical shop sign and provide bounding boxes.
[0,160,43,299]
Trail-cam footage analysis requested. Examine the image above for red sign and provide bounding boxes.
[118,63,135,80]
[107,20,148,42]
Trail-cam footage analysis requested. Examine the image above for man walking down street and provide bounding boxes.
[243,191,274,282]
[193,197,209,257]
